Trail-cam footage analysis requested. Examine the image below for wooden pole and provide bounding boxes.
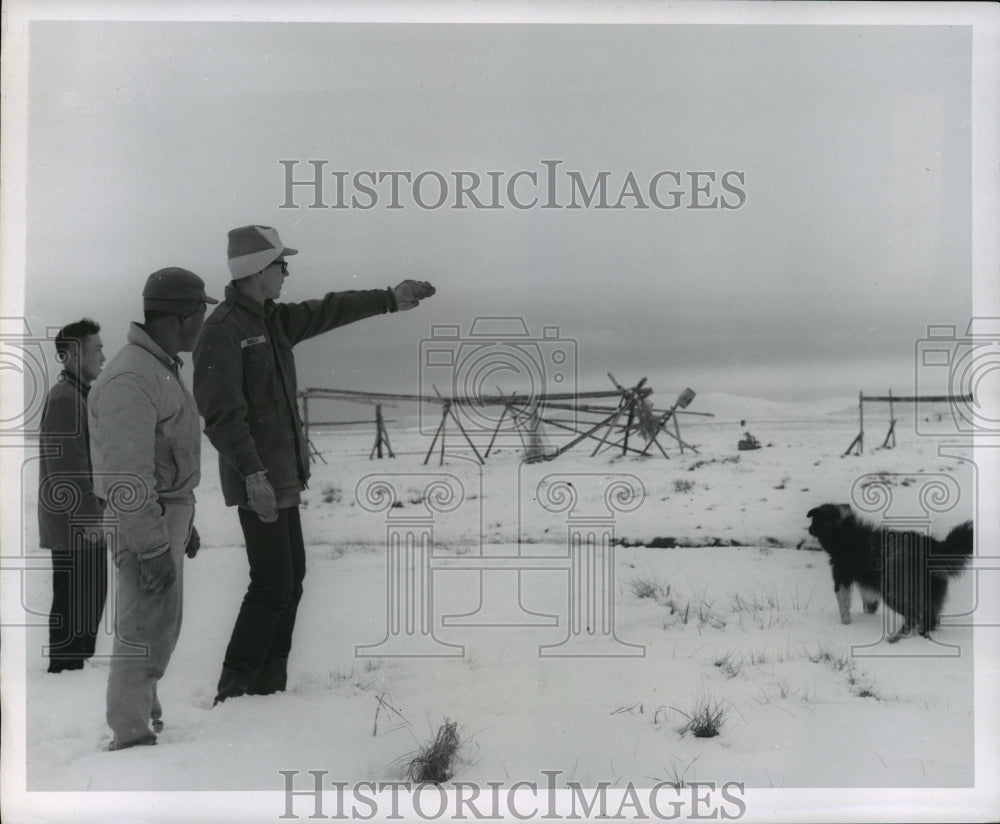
[881,388,897,449]
[439,403,447,465]
[622,401,636,456]
[381,412,395,458]
[859,391,865,454]
[484,404,509,458]
[423,408,447,465]
[551,409,625,457]
[370,403,394,460]
[445,402,485,464]
[844,391,864,455]
[590,410,624,456]
[542,416,657,457]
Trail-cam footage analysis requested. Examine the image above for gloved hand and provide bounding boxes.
[139,549,176,594]
[392,280,436,311]
[185,525,201,559]
[246,471,278,523]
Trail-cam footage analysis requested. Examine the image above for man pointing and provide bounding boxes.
[193,225,435,703]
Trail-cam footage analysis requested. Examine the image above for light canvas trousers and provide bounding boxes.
[105,500,193,748]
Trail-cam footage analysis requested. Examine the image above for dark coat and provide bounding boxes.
[192,283,394,507]
[38,371,103,550]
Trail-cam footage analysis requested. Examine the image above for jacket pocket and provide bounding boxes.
[153,439,179,490]
[249,402,284,452]
[242,345,278,408]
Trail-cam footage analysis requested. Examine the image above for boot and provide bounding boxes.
[249,657,288,695]
[106,732,156,752]
[213,666,258,705]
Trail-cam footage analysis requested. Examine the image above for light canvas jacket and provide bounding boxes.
[89,323,201,559]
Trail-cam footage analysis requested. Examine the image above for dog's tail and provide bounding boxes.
[934,520,974,577]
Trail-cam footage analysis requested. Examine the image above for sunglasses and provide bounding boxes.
[270,260,289,275]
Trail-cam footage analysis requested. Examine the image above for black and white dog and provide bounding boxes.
[807,503,973,642]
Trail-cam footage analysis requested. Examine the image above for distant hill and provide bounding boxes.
[691,392,859,422]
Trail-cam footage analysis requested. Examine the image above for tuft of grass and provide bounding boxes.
[372,691,409,737]
[658,755,701,789]
[808,645,882,700]
[853,685,881,700]
[673,479,696,494]
[406,720,461,784]
[712,651,743,679]
[731,591,774,613]
[696,598,727,631]
[321,484,343,504]
[772,679,792,699]
[630,574,670,601]
[808,645,851,671]
[673,694,727,738]
[611,703,645,716]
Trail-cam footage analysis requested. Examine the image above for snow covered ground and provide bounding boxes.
[5,394,998,822]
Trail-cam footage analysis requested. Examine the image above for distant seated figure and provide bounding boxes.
[738,431,761,451]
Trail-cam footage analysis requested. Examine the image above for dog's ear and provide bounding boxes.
[808,503,844,526]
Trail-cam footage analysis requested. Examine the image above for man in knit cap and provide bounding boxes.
[193,225,435,704]
[90,268,217,750]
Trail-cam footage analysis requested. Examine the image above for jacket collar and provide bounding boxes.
[225,282,269,318]
[58,369,91,395]
[127,322,184,374]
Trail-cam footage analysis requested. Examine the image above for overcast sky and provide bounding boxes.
[19,14,982,407]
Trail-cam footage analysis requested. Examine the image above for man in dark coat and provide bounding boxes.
[38,318,108,672]
[193,225,435,703]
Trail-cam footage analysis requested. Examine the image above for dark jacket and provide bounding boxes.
[192,283,395,507]
[38,371,103,550]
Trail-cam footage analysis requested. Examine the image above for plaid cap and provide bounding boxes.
[227,225,298,279]
[142,267,219,316]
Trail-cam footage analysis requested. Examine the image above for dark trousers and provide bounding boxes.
[221,506,306,692]
[48,539,108,671]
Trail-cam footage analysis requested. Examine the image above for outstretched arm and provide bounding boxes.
[275,280,436,345]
